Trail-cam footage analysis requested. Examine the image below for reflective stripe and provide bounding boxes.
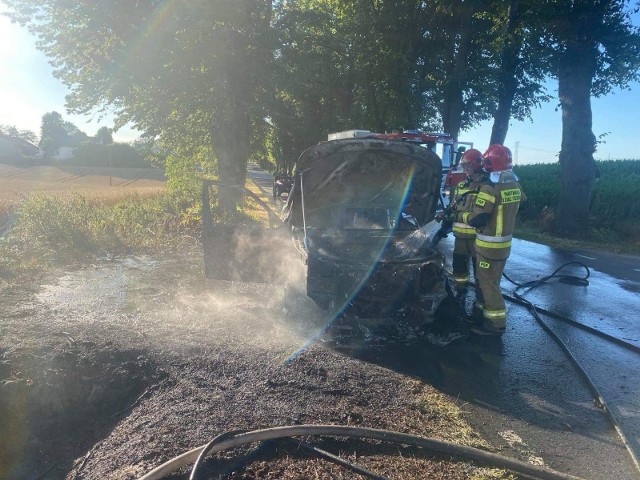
[453,222,472,228]
[461,211,470,223]
[453,222,475,235]
[454,274,470,283]
[476,233,512,243]
[477,191,496,204]
[496,204,503,236]
[477,239,511,249]
[483,309,506,319]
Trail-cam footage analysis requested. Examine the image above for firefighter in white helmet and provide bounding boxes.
[446,144,524,336]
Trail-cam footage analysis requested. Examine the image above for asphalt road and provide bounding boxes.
[429,233,640,480]
[248,164,640,479]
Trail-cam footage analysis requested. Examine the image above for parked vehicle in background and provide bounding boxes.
[272,171,293,200]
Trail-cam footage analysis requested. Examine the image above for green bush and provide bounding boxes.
[61,142,151,168]
[0,192,197,275]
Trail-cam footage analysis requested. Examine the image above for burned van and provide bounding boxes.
[282,138,448,324]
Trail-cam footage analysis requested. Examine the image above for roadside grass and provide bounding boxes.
[0,190,197,277]
[414,389,489,449]
[413,389,516,480]
[0,176,283,278]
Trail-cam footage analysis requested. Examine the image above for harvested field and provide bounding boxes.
[0,164,165,217]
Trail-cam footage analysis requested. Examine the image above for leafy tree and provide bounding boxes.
[71,141,147,168]
[5,1,274,210]
[131,136,170,169]
[538,0,640,236]
[272,0,447,158]
[486,0,550,145]
[427,0,487,140]
[95,126,113,145]
[39,137,58,159]
[271,0,355,163]
[38,111,87,153]
[0,124,38,144]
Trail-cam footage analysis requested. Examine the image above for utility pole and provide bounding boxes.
[514,141,519,165]
[109,145,112,186]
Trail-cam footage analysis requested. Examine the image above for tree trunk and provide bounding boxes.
[209,2,266,212]
[441,0,478,140]
[212,92,251,212]
[490,0,520,145]
[554,45,597,237]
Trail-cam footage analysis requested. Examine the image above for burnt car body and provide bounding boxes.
[283,138,448,323]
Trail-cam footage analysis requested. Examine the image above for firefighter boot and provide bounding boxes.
[465,302,484,325]
[470,321,506,336]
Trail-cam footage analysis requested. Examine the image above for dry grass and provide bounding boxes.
[0,164,165,217]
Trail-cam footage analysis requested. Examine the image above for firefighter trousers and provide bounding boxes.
[452,237,476,285]
[475,252,508,329]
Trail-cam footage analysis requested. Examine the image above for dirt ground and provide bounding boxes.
[0,243,516,480]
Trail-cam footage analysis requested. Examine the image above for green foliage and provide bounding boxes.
[513,163,561,222]
[95,126,113,145]
[165,152,205,206]
[515,160,640,237]
[131,137,170,169]
[63,142,149,168]
[5,0,639,222]
[591,159,640,225]
[39,137,58,158]
[38,111,88,153]
[0,192,197,274]
[0,124,38,144]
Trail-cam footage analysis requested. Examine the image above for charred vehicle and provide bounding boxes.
[282,137,448,323]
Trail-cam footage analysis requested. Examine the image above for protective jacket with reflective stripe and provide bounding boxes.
[451,174,485,239]
[456,170,523,260]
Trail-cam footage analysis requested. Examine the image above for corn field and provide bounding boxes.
[515,160,640,228]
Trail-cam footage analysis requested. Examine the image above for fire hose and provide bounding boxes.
[138,424,584,480]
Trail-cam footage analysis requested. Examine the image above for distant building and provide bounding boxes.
[0,132,42,163]
[52,146,75,161]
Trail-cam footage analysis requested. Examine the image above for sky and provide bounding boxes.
[1,5,639,164]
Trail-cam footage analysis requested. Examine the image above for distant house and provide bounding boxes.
[52,146,75,161]
[0,132,42,163]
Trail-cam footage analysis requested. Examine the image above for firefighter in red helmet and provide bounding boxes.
[447,144,524,335]
[449,149,486,294]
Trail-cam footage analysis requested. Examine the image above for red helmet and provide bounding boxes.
[460,148,484,173]
[482,144,512,172]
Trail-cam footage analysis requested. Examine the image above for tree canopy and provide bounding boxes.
[0,124,38,144]
[4,0,640,226]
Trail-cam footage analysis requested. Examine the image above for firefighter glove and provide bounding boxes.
[444,211,457,222]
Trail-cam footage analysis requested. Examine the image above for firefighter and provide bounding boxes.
[446,144,523,336]
[449,148,486,291]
